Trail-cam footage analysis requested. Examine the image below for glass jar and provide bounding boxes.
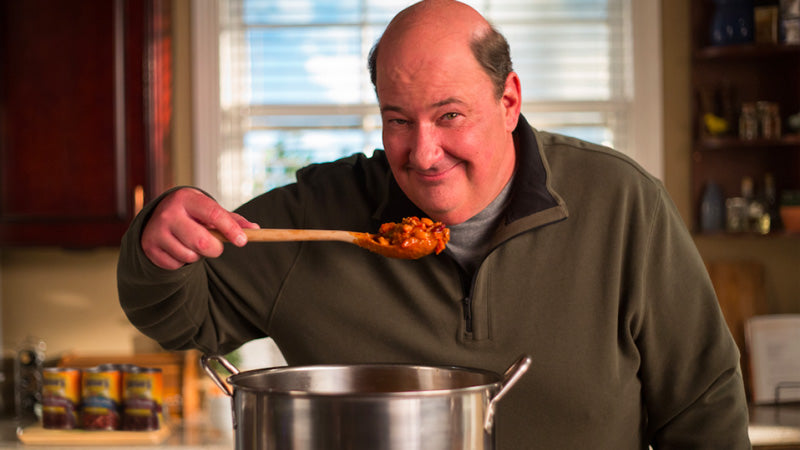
[726,197,750,232]
[757,101,781,139]
[739,102,758,140]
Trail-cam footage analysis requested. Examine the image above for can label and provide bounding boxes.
[81,365,122,430]
[42,368,81,429]
[123,367,163,431]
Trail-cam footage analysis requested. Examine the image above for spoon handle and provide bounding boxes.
[211,228,364,243]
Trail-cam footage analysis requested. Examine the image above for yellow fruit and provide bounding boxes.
[703,113,729,136]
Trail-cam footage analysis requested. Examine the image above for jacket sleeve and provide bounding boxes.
[638,186,751,449]
[117,154,386,356]
[116,187,270,355]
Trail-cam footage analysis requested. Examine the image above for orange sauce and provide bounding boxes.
[371,216,450,258]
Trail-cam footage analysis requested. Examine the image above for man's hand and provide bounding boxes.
[141,188,259,270]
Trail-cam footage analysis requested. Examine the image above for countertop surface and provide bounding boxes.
[750,403,800,449]
[0,404,797,449]
[0,416,232,449]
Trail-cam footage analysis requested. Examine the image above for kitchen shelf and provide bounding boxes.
[690,0,800,237]
[694,43,800,60]
[696,135,800,151]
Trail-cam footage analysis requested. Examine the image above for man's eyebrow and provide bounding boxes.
[380,97,465,114]
[380,104,404,114]
[432,97,465,108]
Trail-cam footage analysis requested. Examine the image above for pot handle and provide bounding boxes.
[484,354,532,431]
[201,354,241,397]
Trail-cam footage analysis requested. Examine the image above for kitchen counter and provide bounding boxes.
[750,403,800,450]
[0,404,797,448]
[0,416,232,449]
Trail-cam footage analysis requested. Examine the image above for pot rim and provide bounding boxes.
[225,362,504,398]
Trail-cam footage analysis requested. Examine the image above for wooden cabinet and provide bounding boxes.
[690,0,800,235]
[0,0,172,247]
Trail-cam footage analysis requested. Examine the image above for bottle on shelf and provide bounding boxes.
[726,195,749,233]
[741,176,767,233]
[763,173,782,231]
[756,101,782,139]
[739,103,759,140]
[700,180,725,233]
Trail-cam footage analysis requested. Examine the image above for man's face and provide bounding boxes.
[376,36,519,225]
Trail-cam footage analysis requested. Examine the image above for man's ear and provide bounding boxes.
[501,72,522,131]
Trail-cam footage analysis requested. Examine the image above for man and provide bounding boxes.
[118,1,751,448]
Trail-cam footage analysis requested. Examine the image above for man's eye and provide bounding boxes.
[442,112,459,120]
[388,118,408,125]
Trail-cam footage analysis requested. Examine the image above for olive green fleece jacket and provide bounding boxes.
[118,115,750,449]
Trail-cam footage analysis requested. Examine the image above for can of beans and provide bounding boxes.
[122,366,163,431]
[81,364,122,430]
[41,367,81,429]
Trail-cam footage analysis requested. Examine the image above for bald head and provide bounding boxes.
[385,0,488,37]
[368,0,512,99]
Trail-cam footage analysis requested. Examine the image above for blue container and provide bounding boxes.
[710,0,755,45]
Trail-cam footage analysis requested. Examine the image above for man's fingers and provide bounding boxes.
[232,212,260,229]
[140,188,256,268]
[178,192,250,246]
[143,244,195,271]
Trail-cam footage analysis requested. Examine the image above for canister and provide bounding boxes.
[41,367,81,429]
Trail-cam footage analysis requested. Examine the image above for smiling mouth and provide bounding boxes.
[407,161,461,183]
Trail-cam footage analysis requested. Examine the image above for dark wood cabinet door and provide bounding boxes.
[0,0,172,247]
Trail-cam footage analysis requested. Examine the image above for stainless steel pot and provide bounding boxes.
[201,355,531,450]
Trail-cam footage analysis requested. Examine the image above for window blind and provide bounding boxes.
[214,0,632,209]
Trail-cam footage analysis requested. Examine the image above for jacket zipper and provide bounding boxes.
[462,296,473,334]
[456,265,475,336]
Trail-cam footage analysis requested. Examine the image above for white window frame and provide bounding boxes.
[191,0,663,202]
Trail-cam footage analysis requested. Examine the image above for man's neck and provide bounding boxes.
[445,175,514,275]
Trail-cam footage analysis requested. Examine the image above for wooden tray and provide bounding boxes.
[17,424,171,446]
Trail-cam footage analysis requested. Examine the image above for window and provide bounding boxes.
[193,0,662,209]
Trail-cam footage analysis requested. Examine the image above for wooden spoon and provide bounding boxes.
[210,225,445,260]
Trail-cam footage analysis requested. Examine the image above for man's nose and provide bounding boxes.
[408,124,442,170]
